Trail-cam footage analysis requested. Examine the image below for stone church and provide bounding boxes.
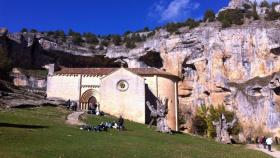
[46,67,180,131]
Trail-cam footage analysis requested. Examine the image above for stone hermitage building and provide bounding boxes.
[46,67,180,131]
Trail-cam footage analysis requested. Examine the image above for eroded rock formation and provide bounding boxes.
[0,13,280,136]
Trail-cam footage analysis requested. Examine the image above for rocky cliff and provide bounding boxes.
[1,1,280,136]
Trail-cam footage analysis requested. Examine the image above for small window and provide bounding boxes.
[117,80,129,92]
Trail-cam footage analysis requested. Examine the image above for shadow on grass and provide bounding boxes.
[0,123,48,129]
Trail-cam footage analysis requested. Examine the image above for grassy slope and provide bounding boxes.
[0,107,272,158]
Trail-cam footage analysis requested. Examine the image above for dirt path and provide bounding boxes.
[65,111,86,126]
[247,144,280,158]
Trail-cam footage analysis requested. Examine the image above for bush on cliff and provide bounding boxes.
[260,0,270,8]
[217,9,244,28]
[265,5,280,21]
[204,9,216,22]
[193,104,242,138]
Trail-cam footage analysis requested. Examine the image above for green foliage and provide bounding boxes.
[100,40,109,47]
[204,9,216,22]
[147,31,156,38]
[123,33,147,49]
[143,27,149,32]
[185,18,200,29]
[125,41,136,49]
[193,104,242,138]
[260,0,270,8]
[217,9,244,28]
[83,32,99,45]
[193,115,207,135]
[20,28,28,33]
[67,29,84,45]
[265,5,280,21]
[243,3,252,10]
[165,19,200,34]
[165,22,183,33]
[110,35,122,46]
[30,29,38,33]
[252,2,260,20]
[68,29,75,36]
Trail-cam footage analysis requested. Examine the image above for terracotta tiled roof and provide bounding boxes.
[55,67,180,79]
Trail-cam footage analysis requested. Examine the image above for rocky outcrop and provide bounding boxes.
[0,14,280,136]
[228,0,251,9]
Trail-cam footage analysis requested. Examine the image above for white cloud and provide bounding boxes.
[148,0,200,23]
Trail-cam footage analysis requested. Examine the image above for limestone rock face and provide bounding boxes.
[1,19,280,136]
[228,0,251,8]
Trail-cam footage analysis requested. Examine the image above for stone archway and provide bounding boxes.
[80,89,100,110]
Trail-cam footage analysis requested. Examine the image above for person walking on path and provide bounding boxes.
[266,137,273,152]
[262,136,267,149]
[255,136,259,148]
[275,136,279,145]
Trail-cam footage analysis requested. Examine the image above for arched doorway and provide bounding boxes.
[88,96,97,111]
[80,89,100,110]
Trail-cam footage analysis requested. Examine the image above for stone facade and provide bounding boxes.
[46,67,179,130]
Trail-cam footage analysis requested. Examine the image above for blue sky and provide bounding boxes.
[1,0,231,35]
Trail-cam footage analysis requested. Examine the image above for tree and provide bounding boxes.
[125,41,136,49]
[21,28,28,33]
[68,29,75,36]
[143,27,149,32]
[185,18,200,29]
[265,8,280,21]
[111,35,122,46]
[243,3,252,10]
[252,2,260,20]
[83,32,99,45]
[204,9,216,22]
[260,0,270,8]
[30,29,38,33]
[217,9,244,28]
[72,33,83,45]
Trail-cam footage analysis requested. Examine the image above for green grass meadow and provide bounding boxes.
[0,106,273,158]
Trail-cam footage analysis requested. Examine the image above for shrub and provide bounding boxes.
[193,104,242,138]
[252,2,260,20]
[125,41,136,49]
[30,29,38,33]
[83,32,99,45]
[111,35,122,46]
[100,40,109,47]
[243,3,252,10]
[165,22,182,33]
[185,18,200,29]
[147,31,156,38]
[265,9,280,21]
[72,33,83,46]
[217,9,244,28]
[21,28,28,33]
[260,0,270,8]
[265,4,280,21]
[203,9,216,22]
[193,116,207,135]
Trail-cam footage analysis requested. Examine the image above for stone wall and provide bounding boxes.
[46,75,81,101]
[100,68,146,124]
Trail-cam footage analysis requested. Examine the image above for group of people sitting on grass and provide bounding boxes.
[253,136,278,152]
[80,116,125,132]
